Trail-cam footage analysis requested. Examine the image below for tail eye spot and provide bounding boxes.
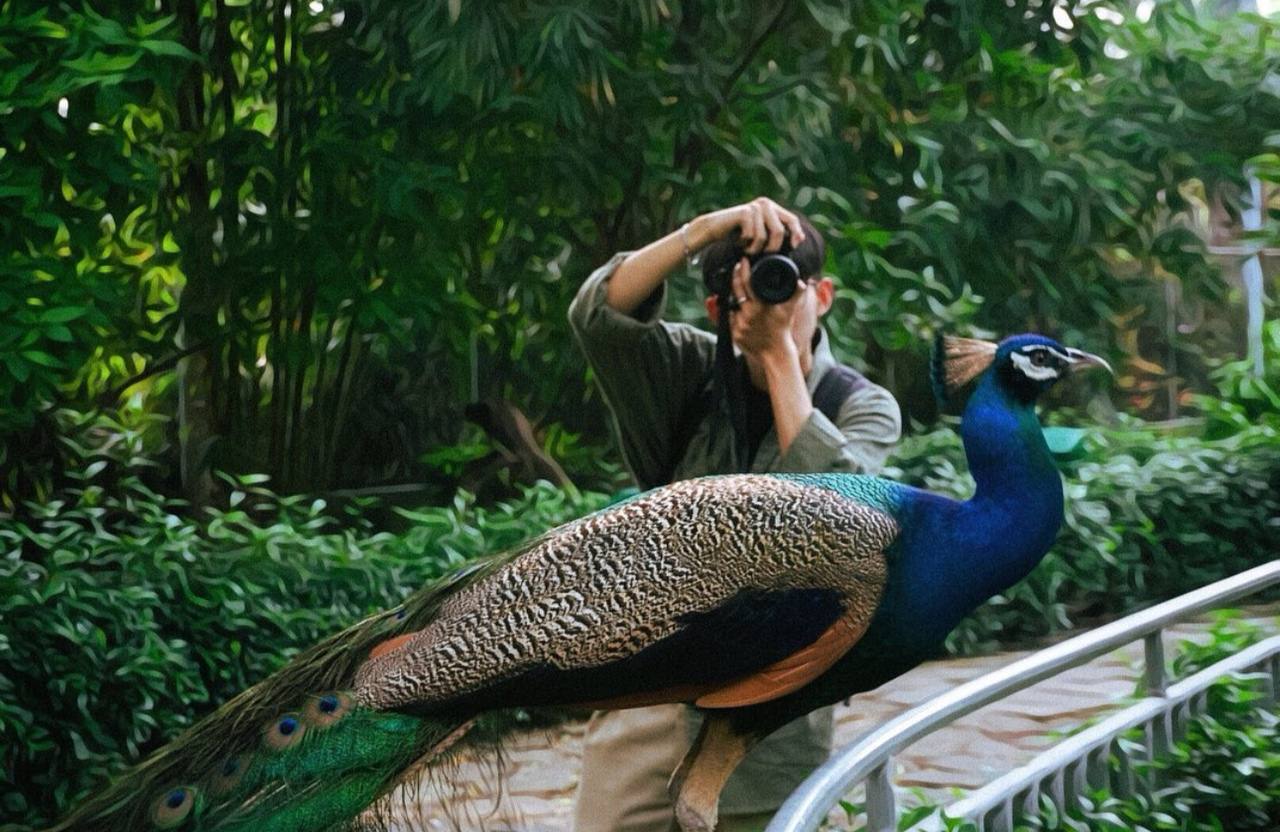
[150,785,197,828]
[209,753,250,796]
[304,691,353,728]
[263,713,307,750]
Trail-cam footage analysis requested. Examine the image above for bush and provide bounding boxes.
[0,452,609,829]
[884,419,1280,654]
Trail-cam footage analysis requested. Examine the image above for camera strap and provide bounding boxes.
[712,308,752,472]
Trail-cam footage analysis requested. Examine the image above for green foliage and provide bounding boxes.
[3,0,1278,501]
[0,419,609,828]
[0,4,188,434]
[882,420,1280,654]
[1195,319,1280,439]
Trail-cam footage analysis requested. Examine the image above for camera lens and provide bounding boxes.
[750,255,800,304]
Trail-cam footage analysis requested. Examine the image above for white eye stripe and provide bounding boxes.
[1019,345,1071,362]
[1010,350,1061,380]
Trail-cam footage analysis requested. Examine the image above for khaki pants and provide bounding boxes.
[572,704,832,832]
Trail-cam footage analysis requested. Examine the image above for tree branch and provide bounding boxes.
[100,341,214,403]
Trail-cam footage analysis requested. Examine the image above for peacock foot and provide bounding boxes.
[674,795,719,832]
[667,712,757,832]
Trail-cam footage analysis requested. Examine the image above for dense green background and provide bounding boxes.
[2,0,1280,829]
[1,0,1277,505]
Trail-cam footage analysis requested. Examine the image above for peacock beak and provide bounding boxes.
[1064,347,1114,376]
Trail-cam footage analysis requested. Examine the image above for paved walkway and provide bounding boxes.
[387,609,1279,831]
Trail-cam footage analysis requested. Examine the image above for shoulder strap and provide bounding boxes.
[811,363,868,422]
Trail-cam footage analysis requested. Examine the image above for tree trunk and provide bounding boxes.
[173,0,218,509]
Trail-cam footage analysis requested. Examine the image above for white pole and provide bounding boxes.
[1242,176,1266,377]
[1235,0,1267,377]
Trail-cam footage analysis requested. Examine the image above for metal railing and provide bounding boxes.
[765,560,1280,832]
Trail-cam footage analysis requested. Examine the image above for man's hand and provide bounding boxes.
[728,255,814,457]
[607,195,805,315]
[693,196,806,254]
[728,256,804,362]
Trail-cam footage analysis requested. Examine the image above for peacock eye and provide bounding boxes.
[207,752,250,796]
[1030,350,1048,366]
[263,713,307,751]
[150,785,197,828]
[303,691,354,729]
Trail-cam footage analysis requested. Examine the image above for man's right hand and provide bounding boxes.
[693,197,807,255]
[605,196,805,315]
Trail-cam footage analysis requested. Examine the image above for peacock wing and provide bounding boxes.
[353,474,899,713]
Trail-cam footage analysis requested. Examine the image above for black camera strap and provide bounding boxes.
[712,308,751,472]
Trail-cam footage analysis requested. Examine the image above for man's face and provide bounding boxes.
[705,275,835,356]
[787,277,834,353]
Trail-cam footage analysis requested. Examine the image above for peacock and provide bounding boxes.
[48,333,1110,832]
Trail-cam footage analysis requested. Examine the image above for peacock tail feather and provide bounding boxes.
[45,553,527,832]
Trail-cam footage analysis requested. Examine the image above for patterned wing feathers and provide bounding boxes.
[355,475,897,712]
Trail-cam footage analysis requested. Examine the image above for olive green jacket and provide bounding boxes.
[569,252,901,488]
[567,252,903,813]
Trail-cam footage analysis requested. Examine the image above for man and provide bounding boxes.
[567,196,901,831]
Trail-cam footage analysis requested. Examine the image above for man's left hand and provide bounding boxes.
[728,256,803,362]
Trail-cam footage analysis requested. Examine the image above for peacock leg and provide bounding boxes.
[667,712,756,832]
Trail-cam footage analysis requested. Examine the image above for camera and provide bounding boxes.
[704,232,802,306]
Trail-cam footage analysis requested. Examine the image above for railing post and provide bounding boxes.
[994,797,1014,832]
[1143,629,1173,786]
[1085,745,1109,792]
[1144,631,1167,696]
[865,760,896,832]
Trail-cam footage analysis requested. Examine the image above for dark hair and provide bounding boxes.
[700,210,825,295]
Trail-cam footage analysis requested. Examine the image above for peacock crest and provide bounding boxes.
[930,334,998,405]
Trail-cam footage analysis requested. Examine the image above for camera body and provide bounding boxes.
[704,233,802,306]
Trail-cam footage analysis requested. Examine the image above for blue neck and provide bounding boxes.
[953,371,1063,600]
[888,371,1064,643]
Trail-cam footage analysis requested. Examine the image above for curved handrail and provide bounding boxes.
[766,560,1280,832]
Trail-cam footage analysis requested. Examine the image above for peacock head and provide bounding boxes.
[932,333,1112,408]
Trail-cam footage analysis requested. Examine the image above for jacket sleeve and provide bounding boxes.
[568,252,714,489]
[771,381,902,476]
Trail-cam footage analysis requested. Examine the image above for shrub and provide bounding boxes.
[0,462,609,829]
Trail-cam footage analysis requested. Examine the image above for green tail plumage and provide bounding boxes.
[46,557,509,832]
